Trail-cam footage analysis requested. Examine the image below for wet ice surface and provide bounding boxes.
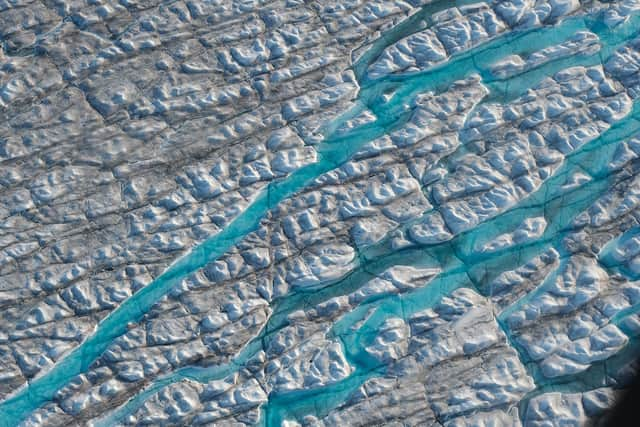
[2,0,640,426]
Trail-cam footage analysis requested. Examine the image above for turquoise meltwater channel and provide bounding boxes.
[2,3,640,425]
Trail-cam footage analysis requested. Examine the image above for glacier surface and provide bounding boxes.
[0,0,640,426]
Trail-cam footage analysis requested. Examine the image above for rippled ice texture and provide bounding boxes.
[1,0,640,426]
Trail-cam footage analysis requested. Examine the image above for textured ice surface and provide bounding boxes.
[1,0,640,426]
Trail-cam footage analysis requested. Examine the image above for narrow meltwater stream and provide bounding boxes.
[4,4,640,427]
[263,97,640,425]
[351,0,485,82]
[100,80,640,427]
[97,9,640,427]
